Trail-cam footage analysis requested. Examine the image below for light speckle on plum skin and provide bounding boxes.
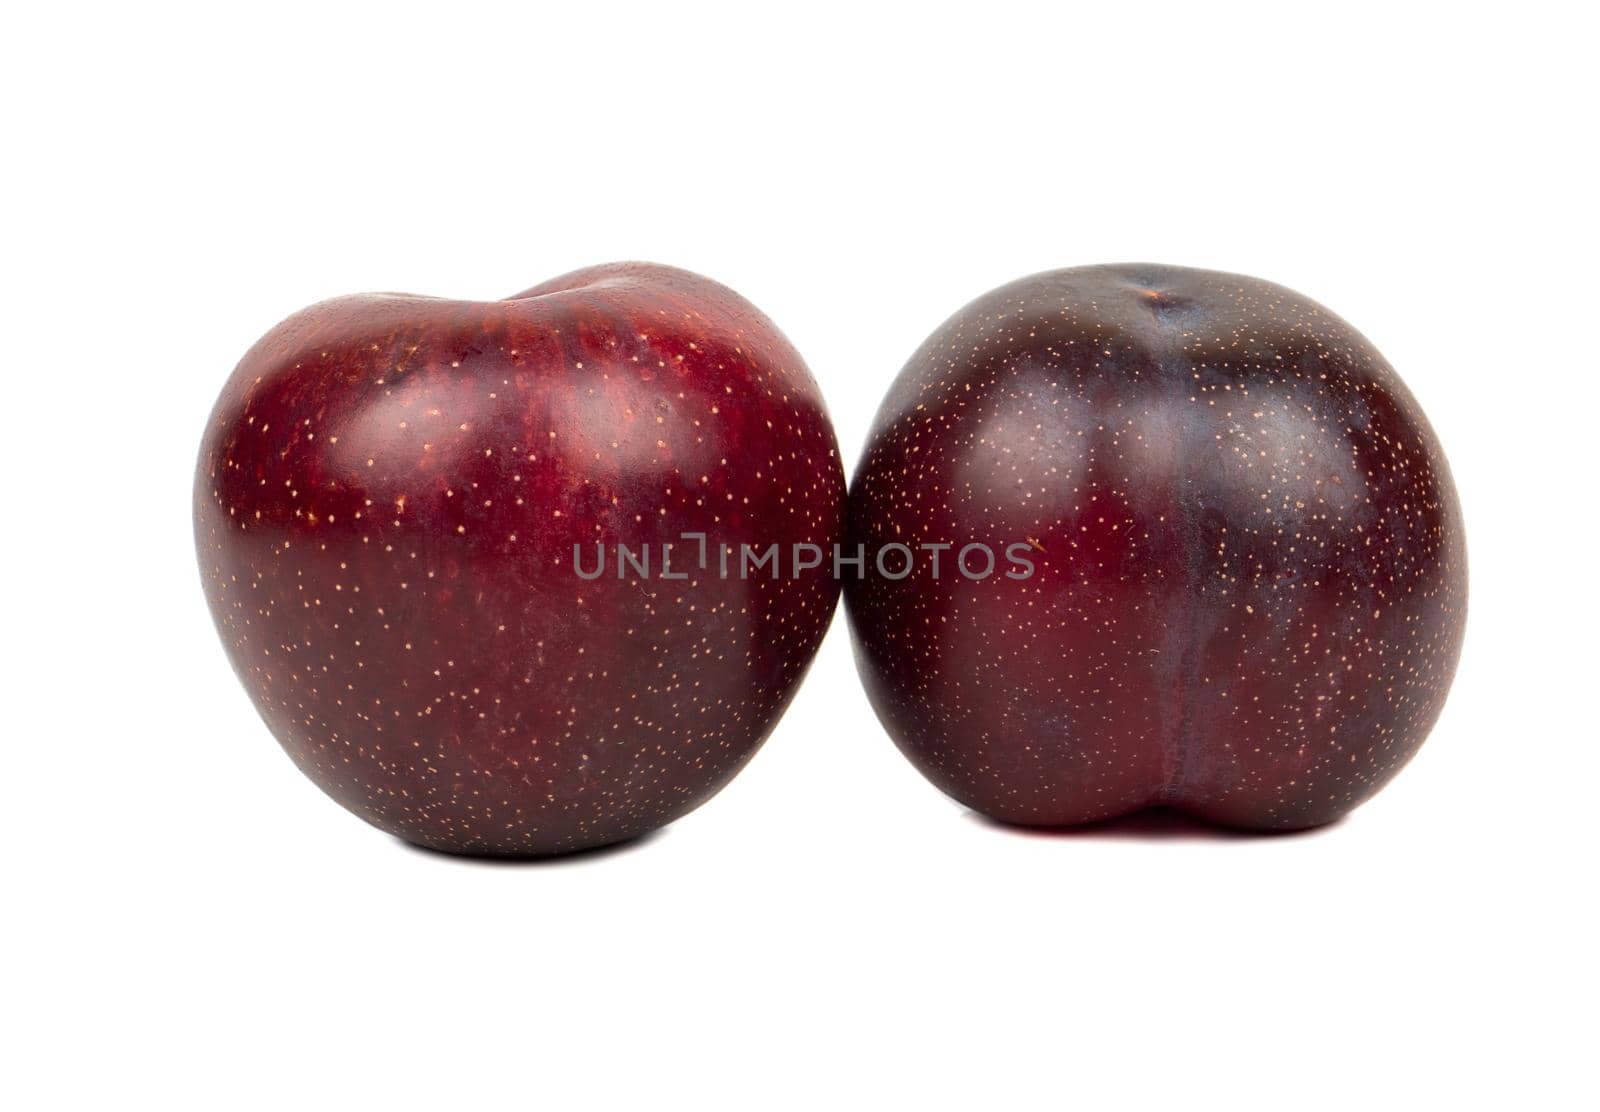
[844,264,1467,832]
[195,263,846,857]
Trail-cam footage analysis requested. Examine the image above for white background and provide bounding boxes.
[7,3,1596,1108]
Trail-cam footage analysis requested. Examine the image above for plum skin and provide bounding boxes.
[195,263,845,856]
[844,264,1466,831]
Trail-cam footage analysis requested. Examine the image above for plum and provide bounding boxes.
[845,264,1466,831]
[196,263,845,855]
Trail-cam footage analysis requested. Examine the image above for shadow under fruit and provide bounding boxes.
[195,263,845,856]
[844,264,1466,831]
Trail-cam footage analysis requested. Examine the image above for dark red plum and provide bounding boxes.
[196,263,845,855]
[845,264,1466,831]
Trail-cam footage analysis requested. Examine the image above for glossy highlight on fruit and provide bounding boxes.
[845,264,1466,831]
[196,263,845,855]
